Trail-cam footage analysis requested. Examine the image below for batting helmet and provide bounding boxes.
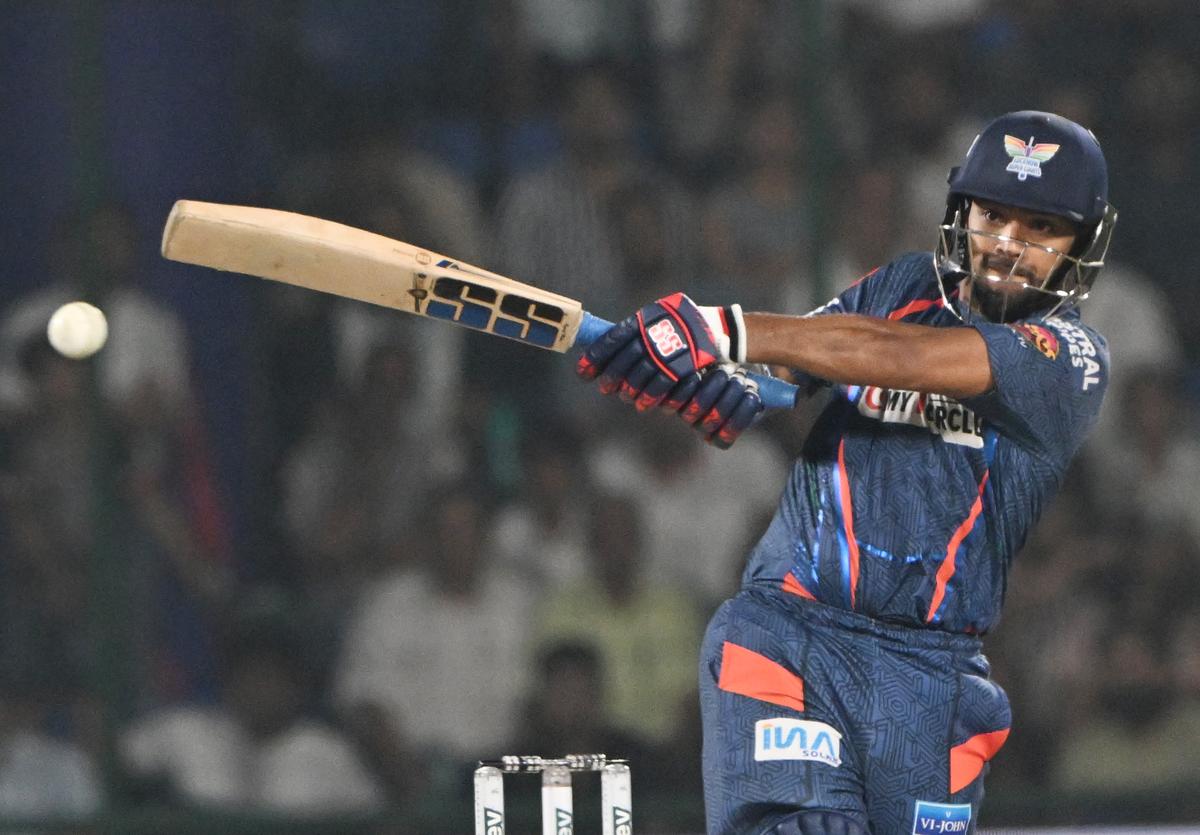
[936,111,1117,320]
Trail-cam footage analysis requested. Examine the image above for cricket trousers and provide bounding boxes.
[699,587,1011,835]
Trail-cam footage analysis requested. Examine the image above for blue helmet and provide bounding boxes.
[936,111,1118,321]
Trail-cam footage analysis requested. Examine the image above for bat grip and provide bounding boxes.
[576,312,799,411]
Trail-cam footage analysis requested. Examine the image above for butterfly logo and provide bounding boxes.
[1003,135,1060,181]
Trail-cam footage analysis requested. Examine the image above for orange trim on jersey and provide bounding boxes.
[782,572,817,600]
[925,470,991,622]
[847,267,880,288]
[950,728,1010,793]
[888,297,945,321]
[717,641,805,712]
[837,438,861,608]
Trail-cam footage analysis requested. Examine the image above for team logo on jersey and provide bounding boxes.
[1045,317,1103,390]
[912,800,971,834]
[754,718,842,766]
[856,387,984,449]
[1004,135,1060,181]
[1010,323,1059,360]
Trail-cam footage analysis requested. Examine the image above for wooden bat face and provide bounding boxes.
[162,200,799,409]
[161,200,586,351]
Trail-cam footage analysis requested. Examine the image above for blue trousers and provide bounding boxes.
[699,587,1011,835]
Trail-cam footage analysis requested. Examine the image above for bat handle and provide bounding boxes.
[576,312,799,411]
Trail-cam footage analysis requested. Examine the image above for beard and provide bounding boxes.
[968,253,1055,322]
[969,280,1050,323]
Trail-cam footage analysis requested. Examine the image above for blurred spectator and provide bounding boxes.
[0,666,100,823]
[1051,624,1200,794]
[334,480,534,761]
[609,181,703,302]
[3,337,95,564]
[280,338,437,603]
[490,423,592,592]
[588,412,789,605]
[1084,369,1200,547]
[700,90,816,312]
[509,639,651,763]
[0,202,192,418]
[655,0,806,176]
[114,353,236,707]
[1108,42,1200,358]
[533,493,705,742]
[118,607,376,815]
[120,608,382,815]
[0,205,228,708]
[263,141,481,478]
[824,162,907,290]
[493,62,695,316]
[833,0,988,32]
[3,333,231,712]
[507,640,656,832]
[514,0,639,69]
[1082,259,1185,456]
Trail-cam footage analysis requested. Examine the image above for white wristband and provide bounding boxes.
[697,303,747,364]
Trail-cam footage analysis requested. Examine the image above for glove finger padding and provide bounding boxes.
[660,374,701,414]
[681,365,763,449]
[576,316,640,381]
[708,376,762,449]
[635,372,680,412]
[595,339,645,395]
[618,359,661,403]
[679,366,732,426]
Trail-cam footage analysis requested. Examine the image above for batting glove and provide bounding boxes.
[576,293,747,412]
[679,364,764,449]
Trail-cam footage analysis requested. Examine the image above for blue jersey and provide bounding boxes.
[742,252,1109,634]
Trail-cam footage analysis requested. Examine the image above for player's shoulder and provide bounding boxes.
[1019,310,1109,360]
[848,251,931,284]
[1008,309,1109,395]
[830,250,940,316]
[870,251,937,291]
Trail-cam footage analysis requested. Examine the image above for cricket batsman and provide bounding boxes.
[578,111,1116,834]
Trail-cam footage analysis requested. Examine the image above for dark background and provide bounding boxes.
[1,2,1198,831]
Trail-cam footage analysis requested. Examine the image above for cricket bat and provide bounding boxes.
[161,200,798,409]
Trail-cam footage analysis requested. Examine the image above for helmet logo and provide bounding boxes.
[1004,135,1060,181]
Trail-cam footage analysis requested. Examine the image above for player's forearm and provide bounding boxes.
[743,312,995,398]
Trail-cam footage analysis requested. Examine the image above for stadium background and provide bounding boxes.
[1,2,1198,832]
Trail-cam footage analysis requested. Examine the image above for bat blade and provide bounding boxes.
[161,200,798,409]
[161,200,586,352]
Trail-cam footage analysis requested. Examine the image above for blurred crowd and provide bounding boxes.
[1,0,1199,830]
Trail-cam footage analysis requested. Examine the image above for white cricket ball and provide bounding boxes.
[47,301,109,359]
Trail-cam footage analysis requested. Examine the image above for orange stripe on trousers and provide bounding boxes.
[717,641,805,712]
[950,728,1009,793]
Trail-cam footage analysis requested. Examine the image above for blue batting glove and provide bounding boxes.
[576,293,745,412]
[678,364,764,449]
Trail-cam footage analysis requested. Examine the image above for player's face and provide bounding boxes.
[964,200,1077,321]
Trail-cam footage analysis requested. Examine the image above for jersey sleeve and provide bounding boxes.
[961,316,1108,463]
[805,265,888,318]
